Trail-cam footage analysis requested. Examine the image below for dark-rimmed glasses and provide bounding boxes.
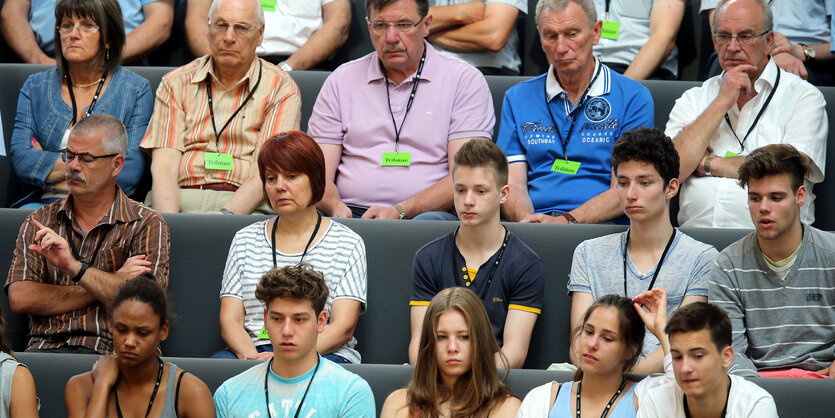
[59,149,118,165]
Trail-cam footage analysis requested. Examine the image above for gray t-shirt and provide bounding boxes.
[569,229,717,356]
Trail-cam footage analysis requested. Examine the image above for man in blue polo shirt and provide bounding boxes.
[498,0,653,224]
[409,139,545,369]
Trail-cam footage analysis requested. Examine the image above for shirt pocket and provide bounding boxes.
[95,245,129,275]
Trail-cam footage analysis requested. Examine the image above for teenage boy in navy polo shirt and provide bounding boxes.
[409,139,545,369]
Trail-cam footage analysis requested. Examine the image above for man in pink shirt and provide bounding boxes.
[308,0,494,220]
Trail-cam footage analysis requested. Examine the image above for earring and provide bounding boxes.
[106,48,110,62]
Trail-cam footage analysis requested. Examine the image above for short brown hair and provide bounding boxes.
[366,0,429,17]
[55,0,125,76]
[737,144,810,191]
[257,130,326,208]
[255,264,328,315]
[453,139,509,187]
[665,302,732,352]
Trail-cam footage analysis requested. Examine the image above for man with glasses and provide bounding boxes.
[308,0,494,220]
[666,0,827,228]
[141,0,301,214]
[6,114,170,355]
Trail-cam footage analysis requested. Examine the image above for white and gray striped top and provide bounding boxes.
[221,219,367,363]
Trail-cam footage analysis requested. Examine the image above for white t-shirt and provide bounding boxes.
[635,374,778,418]
[257,0,340,57]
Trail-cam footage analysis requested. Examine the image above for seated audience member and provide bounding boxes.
[382,287,520,418]
[517,295,645,416]
[9,0,152,208]
[668,0,827,228]
[426,0,526,75]
[140,0,301,215]
[701,0,834,86]
[569,128,717,374]
[65,276,215,418]
[497,0,654,224]
[6,114,170,355]
[0,0,173,64]
[593,0,685,80]
[185,0,351,70]
[709,144,835,378]
[308,0,494,221]
[409,139,544,369]
[0,305,39,417]
[213,265,375,416]
[216,131,366,363]
[632,289,778,418]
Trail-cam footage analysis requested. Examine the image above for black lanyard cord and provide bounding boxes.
[684,375,731,418]
[271,213,322,268]
[265,357,320,418]
[576,378,626,418]
[115,357,164,418]
[451,227,509,303]
[67,223,108,268]
[66,71,107,126]
[723,66,780,152]
[543,64,602,161]
[206,60,263,152]
[383,47,426,154]
[622,229,676,298]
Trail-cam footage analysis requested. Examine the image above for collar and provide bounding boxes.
[192,55,261,91]
[366,40,436,84]
[545,57,609,101]
[57,186,141,226]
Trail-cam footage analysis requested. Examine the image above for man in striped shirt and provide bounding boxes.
[709,144,835,378]
[141,0,301,215]
[6,114,170,354]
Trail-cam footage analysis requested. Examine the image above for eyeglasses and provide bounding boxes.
[59,149,118,165]
[713,30,770,46]
[367,16,425,35]
[57,22,100,36]
[209,20,258,37]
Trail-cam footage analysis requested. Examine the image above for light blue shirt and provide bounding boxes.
[214,357,375,417]
[701,0,832,45]
[29,0,156,54]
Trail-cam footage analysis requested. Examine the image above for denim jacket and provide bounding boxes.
[10,66,152,196]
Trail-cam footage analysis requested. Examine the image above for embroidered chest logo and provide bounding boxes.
[584,97,611,122]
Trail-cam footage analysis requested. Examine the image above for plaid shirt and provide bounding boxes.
[6,187,170,353]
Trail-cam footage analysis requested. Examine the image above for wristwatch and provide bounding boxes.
[393,203,408,220]
[278,61,293,72]
[799,44,816,62]
[704,155,715,177]
[561,212,579,224]
[219,208,234,215]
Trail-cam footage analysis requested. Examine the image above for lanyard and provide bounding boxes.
[265,357,320,418]
[206,60,263,152]
[383,48,426,154]
[115,357,164,418]
[723,67,780,152]
[576,378,626,418]
[543,64,602,161]
[66,71,107,126]
[684,376,731,418]
[622,229,676,298]
[271,213,322,268]
[67,222,107,267]
[451,227,509,303]
[604,0,611,19]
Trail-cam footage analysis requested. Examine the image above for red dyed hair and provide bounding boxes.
[257,130,326,207]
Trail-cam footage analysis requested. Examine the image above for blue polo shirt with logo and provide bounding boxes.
[497,61,654,215]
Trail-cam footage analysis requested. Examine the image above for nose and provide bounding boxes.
[463,190,475,206]
[758,198,771,214]
[555,35,570,54]
[385,26,401,43]
[274,175,288,191]
[66,154,82,171]
[725,36,743,52]
[124,333,136,347]
[680,356,694,373]
[447,337,459,353]
[222,26,237,42]
[281,319,293,336]
[625,183,638,200]
[585,334,599,351]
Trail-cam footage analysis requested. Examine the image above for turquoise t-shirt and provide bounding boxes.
[213,356,375,417]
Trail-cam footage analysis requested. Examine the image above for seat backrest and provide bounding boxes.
[286,70,330,133]
[809,87,835,231]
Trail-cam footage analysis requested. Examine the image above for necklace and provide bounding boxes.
[115,357,164,418]
[72,77,105,88]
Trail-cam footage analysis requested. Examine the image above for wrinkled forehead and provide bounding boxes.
[715,0,766,33]
[211,0,260,24]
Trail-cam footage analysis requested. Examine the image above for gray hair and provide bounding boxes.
[536,0,597,28]
[209,0,265,26]
[71,114,128,156]
[713,0,773,32]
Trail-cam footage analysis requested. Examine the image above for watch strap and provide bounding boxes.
[72,261,90,283]
[393,203,407,220]
[561,212,579,224]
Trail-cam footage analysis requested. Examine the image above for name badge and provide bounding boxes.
[205,152,233,171]
[382,152,412,166]
[257,327,269,339]
[601,21,620,40]
[260,0,276,12]
[551,159,581,175]
[724,151,740,158]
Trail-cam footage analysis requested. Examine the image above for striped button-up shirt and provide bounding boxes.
[140,56,301,187]
[6,187,170,354]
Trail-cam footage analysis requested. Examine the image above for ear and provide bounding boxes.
[256,24,264,47]
[665,178,680,200]
[111,154,125,177]
[764,30,774,57]
[421,14,433,38]
[159,321,170,342]
[721,345,734,369]
[317,310,328,334]
[499,184,510,204]
[591,20,602,45]
[796,184,807,207]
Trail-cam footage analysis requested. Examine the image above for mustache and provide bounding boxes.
[383,45,406,53]
[65,171,86,182]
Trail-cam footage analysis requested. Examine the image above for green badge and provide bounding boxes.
[382,152,412,166]
[257,327,269,339]
[260,0,276,12]
[204,152,233,171]
[601,21,620,40]
[551,159,581,175]
[724,151,740,158]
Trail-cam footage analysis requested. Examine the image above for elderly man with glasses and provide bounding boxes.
[6,114,170,355]
[666,0,827,229]
[307,0,494,221]
[140,0,301,215]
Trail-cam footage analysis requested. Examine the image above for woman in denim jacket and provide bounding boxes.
[10,0,152,208]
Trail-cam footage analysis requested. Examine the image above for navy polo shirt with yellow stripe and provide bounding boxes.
[410,230,544,344]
